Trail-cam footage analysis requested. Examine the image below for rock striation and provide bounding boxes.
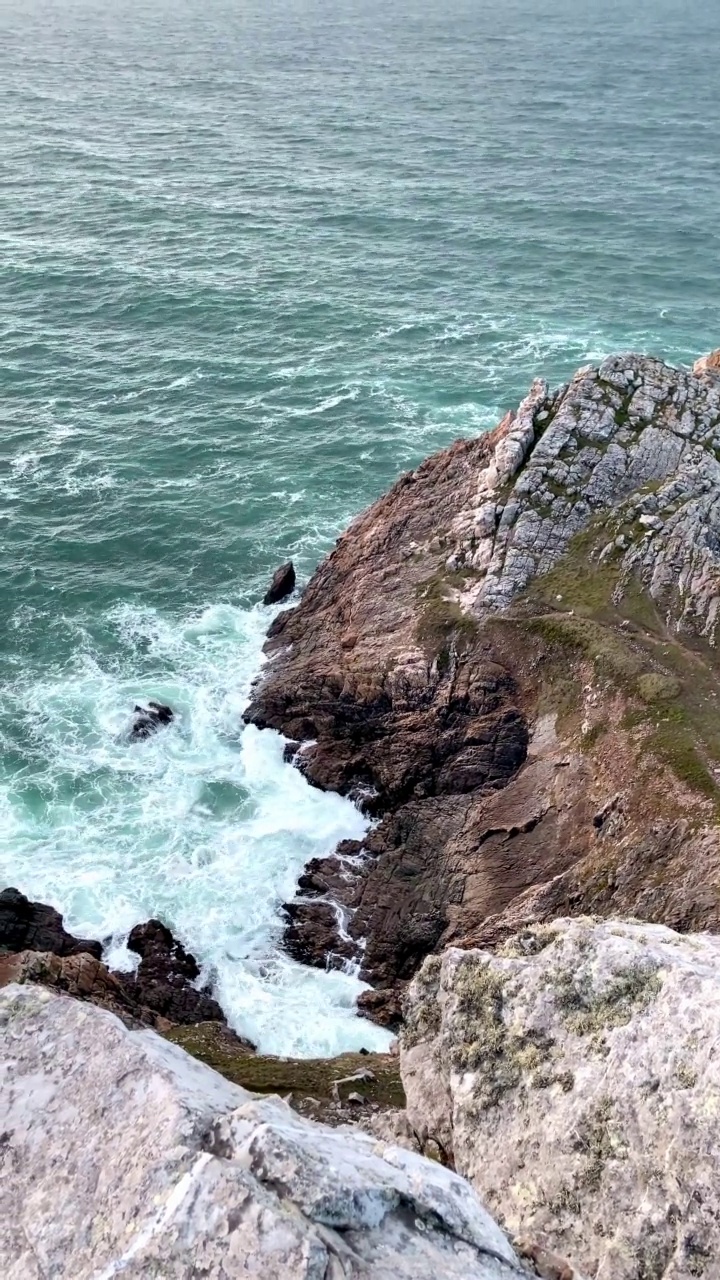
[245,353,720,1008]
[401,917,720,1279]
[0,982,532,1279]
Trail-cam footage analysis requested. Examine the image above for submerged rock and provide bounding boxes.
[0,886,102,959]
[130,699,174,740]
[263,559,296,605]
[401,917,720,1279]
[0,983,529,1279]
[244,352,720,1004]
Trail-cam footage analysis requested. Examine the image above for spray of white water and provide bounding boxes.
[0,599,391,1057]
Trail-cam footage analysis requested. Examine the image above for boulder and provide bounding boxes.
[130,700,174,740]
[0,886,102,959]
[263,560,296,605]
[692,348,720,377]
[124,918,226,1025]
[402,917,720,1279]
[0,983,530,1279]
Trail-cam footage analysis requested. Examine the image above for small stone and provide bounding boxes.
[263,561,296,606]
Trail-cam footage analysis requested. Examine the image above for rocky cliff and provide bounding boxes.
[245,352,720,1013]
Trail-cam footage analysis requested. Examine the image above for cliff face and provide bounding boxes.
[245,354,720,1003]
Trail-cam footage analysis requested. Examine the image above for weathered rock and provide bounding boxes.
[263,559,296,605]
[0,886,102,959]
[357,985,405,1030]
[692,347,720,377]
[130,699,174,740]
[0,983,529,1279]
[402,917,720,1279]
[0,948,134,1021]
[244,353,720,1000]
[123,917,226,1025]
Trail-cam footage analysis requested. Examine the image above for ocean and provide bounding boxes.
[1,0,719,1055]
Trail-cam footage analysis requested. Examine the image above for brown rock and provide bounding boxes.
[245,354,720,1009]
[693,348,720,377]
[357,987,404,1031]
[263,560,296,606]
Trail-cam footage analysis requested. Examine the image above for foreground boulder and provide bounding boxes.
[402,917,720,1279]
[0,886,101,959]
[244,353,720,1006]
[0,983,530,1279]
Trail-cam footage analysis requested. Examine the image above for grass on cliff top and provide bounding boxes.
[163,1022,405,1108]
[508,525,720,807]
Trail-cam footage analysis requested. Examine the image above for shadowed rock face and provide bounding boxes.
[245,354,720,1004]
[263,560,296,605]
[0,889,226,1030]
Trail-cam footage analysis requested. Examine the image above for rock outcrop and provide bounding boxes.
[0,886,102,959]
[0,888,226,1031]
[123,917,225,1025]
[0,983,532,1279]
[263,559,296,605]
[401,917,720,1279]
[245,353,720,1007]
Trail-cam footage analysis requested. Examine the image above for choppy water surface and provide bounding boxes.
[1,0,719,1053]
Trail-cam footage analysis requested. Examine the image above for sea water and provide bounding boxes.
[1,0,719,1054]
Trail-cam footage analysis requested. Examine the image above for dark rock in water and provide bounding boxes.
[130,701,174,741]
[282,900,356,970]
[0,887,102,959]
[357,987,404,1032]
[282,739,301,764]
[123,918,225,1025]
[263,561,296,606]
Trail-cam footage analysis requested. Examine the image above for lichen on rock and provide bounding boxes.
[401,917,720,1279]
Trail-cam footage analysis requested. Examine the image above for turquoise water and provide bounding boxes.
[1,0,719,1053]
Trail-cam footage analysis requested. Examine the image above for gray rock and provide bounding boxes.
[0,984,528,1279]
[402,917,720,1279]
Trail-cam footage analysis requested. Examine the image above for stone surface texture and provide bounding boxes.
[0,983,530,1280]
[402,917,720,1280]
[244,354,720,1006]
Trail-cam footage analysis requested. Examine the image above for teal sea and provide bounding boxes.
[1,0,719,1053]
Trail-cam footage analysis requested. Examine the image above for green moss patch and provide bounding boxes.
[164,1022,405,1109]
[415,569,479,660]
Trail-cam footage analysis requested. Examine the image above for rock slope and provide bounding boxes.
[245,353,720,1007]
[401,917,720,1279]
[0,983,532,1280]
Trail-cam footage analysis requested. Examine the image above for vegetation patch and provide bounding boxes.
[164,1023,405,1109]
[449,958,555,1108]
[554,961,663,1038]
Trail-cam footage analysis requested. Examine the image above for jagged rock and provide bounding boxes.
[0,983,529,1279]
[401,917,720,1279]
[130,699,174,740]
[263,559,296,605]
[123,918,225,1025]
[692,348,720,378]
[244,353,720,1002]
[357,985,405,1030]
[0,949,134,1023]
[0,886,102,959]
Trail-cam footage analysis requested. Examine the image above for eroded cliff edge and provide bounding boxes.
[245,353,720,1014]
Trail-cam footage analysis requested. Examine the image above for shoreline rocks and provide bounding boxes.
[263,559,296,605]
[244,352,720,1014]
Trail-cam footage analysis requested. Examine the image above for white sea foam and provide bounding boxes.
[0,599,391,1057]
